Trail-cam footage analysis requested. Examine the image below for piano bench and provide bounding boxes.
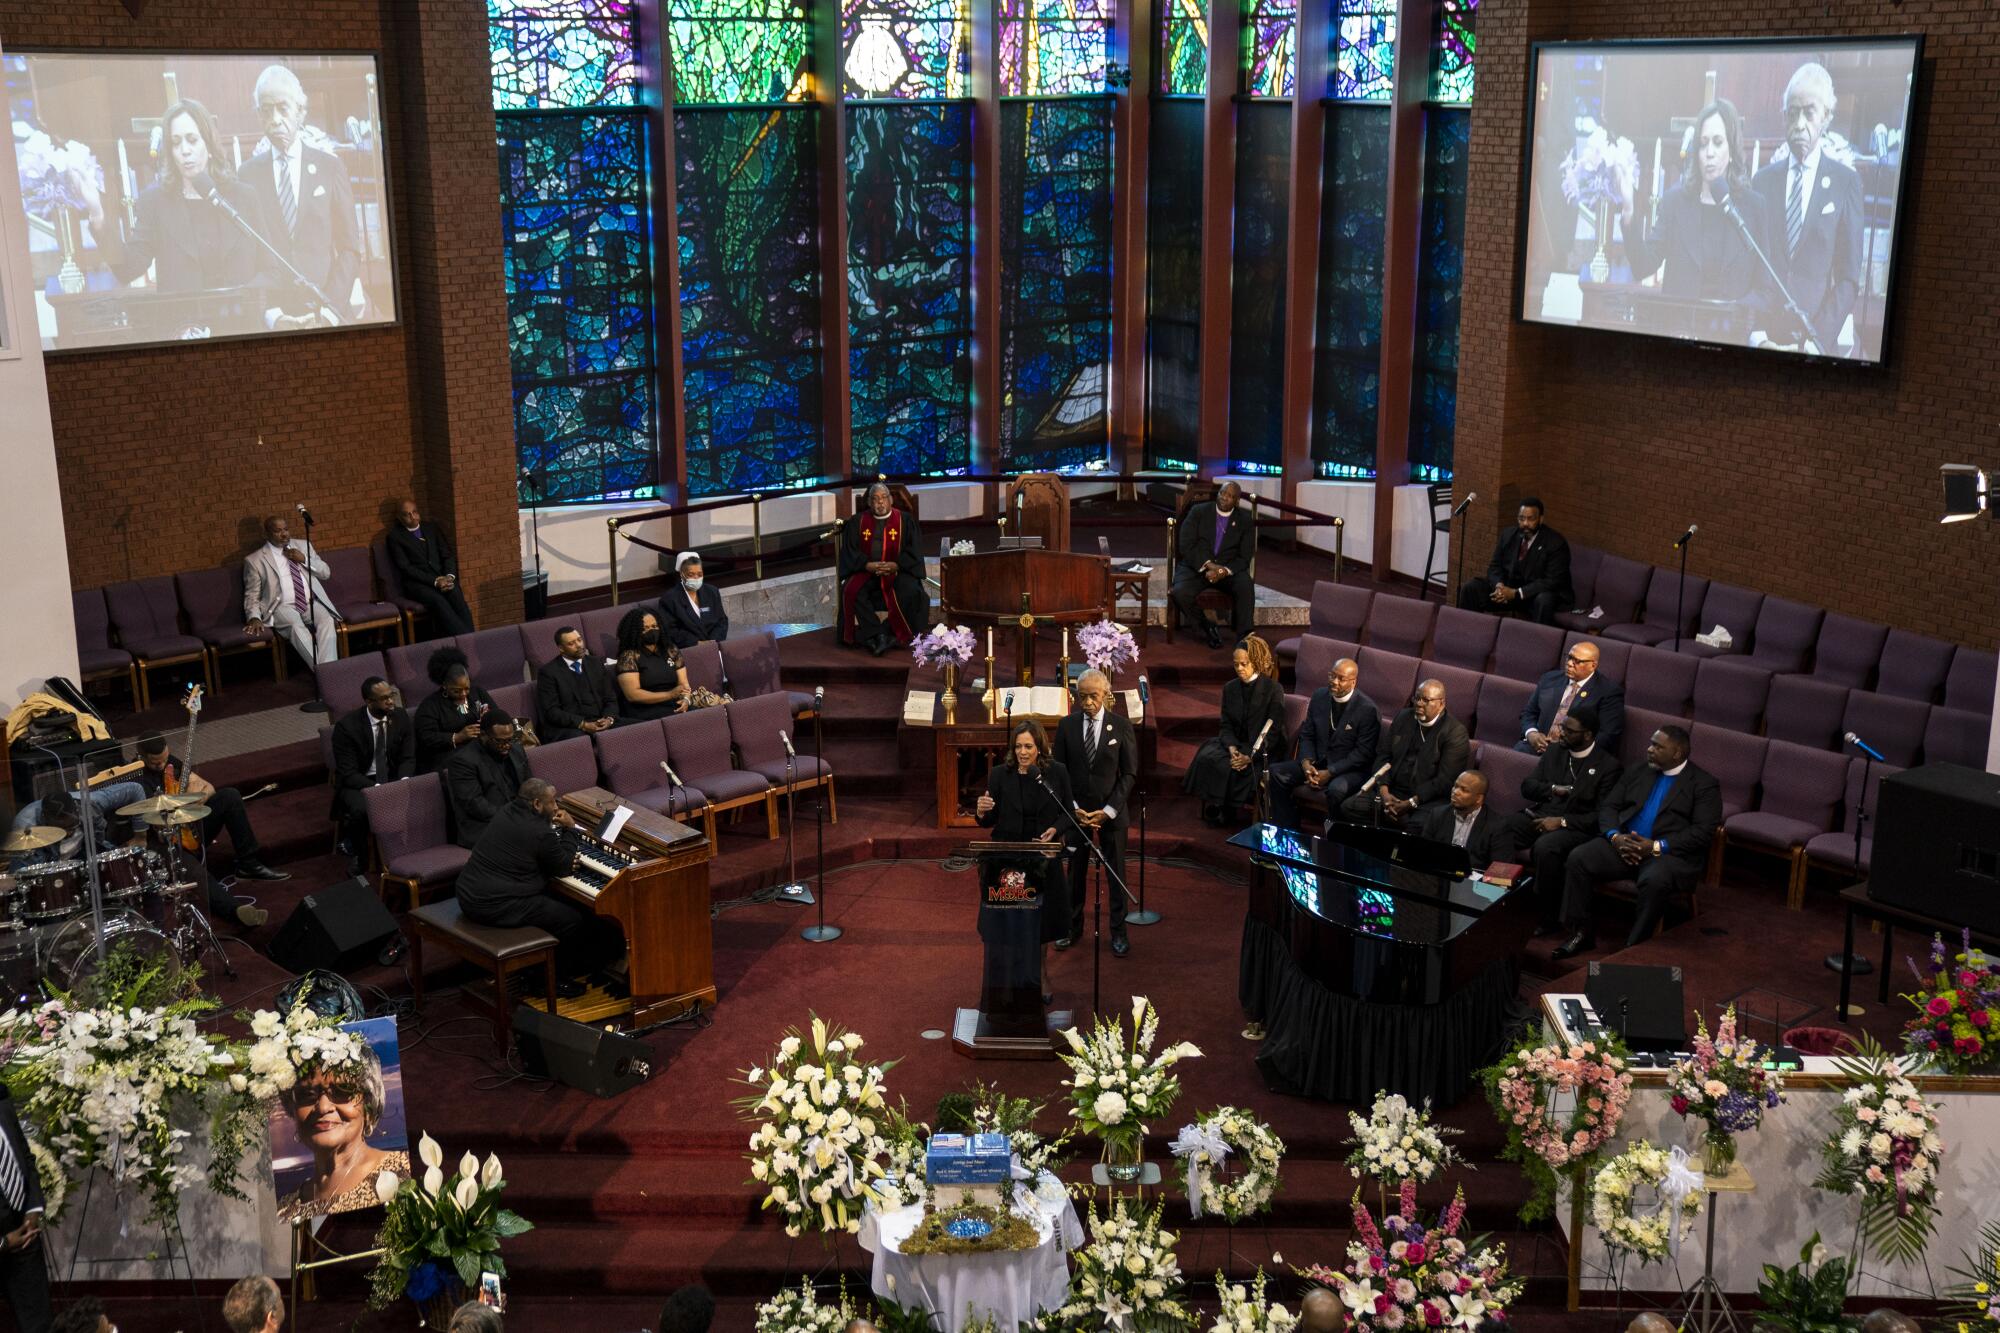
[406,900,560,1053]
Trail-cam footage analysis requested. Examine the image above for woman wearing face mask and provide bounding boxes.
[615,607,691,721]
[412,647,496,773]
[657,552,729,650]
[1182,634,1287,826]
[1619,98,1775,320]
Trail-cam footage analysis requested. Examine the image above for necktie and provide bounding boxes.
[371,718,388,780]
[1551,680,1580,730]
[0,1121,26,1212]
[288,551,310,614]
[571,659,583,675]
[278,154,298,235]
[1084,717,1098,769]
[1630,772,1676,840]
[1786,161,1804,257]
[1517,533,1530,566]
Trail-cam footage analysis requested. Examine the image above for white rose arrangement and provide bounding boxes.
[1590,1141,1705,1265]
[754,1275,860,1333]
[1816,1038,1945,1266]
[1343,1091,1464,1199]
[1051,1199,1192,1332]
[736,1017,896,1237]
[1056,995,1201,1158]
[240,1001,368,1100]
[1211,1267,1297,1333]
[1170,1107,1284,1222]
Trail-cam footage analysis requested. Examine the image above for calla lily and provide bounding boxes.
[811,1016,828,1055]
[454,1176,479,1210]
[459,1151,479,1181]
[374,1170,402,1203]
[418,1132,443,1169]
[1131,994,1149,1026]
[423,1165,444,1198]
[481,1153,503,1189]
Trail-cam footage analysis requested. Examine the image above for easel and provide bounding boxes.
[288,1214,386,1325]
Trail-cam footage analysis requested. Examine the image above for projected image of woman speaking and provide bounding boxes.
[1620,99,1774,311]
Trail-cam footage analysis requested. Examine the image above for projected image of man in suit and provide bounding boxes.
[1750,61,1865,357]
[240,64,364,329]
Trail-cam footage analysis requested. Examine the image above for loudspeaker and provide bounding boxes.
[270,877,400,974]
[513,1005,655,1097]
[1585,962,1686,1053]
[1870,763,2000,936]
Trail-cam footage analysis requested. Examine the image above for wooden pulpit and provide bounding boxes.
[1004,473,1071,551]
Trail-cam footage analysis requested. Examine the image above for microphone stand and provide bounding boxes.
[1824,743,1876,988]
[298,512,329,714]
[521,469,547,615]
[1672,532,1692,654]
[1035,771,1129,1021]
[811,695,828,919]
[795,741,837,939]
[1450,499,1472,607]
[1723,198,1829,356]
[200,181,342,320]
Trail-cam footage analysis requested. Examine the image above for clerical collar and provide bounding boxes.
[1418,712,1440,728]
[1568,742,1596,759]
[1242,673,1260,684]
[1657,760,1687,776]
[1332,690,1353,705]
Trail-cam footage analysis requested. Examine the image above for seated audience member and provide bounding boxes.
[1182,635,1287,826]
[657,1284,717,1333]
[331,676,417,870]
[385,500,474,637]
[133,733,281,927]
[658,552,728,650]
[222,1275,283,1333]
[1519,638,1624,757]
[1419,771,1515,866]
[414,648,496,774]
[244,513,340,668]
[838,482,929,656]
[1170,482,1256,649]
[456,778,623,996]
[614,608,690,721]
[1268,656,1379,828]
[447,712,529,849]
[1554,724,1722,959]
[51,1298,109,1333]
[1338,679,1470,827]
[1299,1289,1343,1333]
[536,626,621,743]
[1459,497,1573,626]
[1500,707,1621,935]
[448,1303,503,1333]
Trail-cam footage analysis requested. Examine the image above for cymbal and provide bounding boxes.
[1,826,65,853]
[142,806,211,828]
[116,792,204,817]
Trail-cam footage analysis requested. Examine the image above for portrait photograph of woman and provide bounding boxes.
[269,1015,410,1223]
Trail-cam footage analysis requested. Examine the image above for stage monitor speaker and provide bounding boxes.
[1585,962,1686,1052]
[513,1005,655,1097]
[270,877,400,974]
[1869,763,2000,937]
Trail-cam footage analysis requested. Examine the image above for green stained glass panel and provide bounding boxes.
[668,0,811,103]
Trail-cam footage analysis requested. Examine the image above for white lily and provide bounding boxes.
[454,1175,479,1210]
[423,1164,444,1197]
[459,1150,479,1181]
[374,1170,402,1203]
[418,1132,444,1170]
[481,1153,503,1188]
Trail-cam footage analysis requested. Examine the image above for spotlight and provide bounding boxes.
[1940,464,1989,523]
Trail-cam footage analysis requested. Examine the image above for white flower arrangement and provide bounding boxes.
[1052,1199,1192,1333]
[949,539,977,557]
[1057,995,1200,1155]
[1590,1141,1705,1265]
[1211,1268,1297,1333]
[1816,1039,1946,1266]
[239,1001,368,1100]
[753,1276,859,1333]
[736,1017,896,1237]
[1171,1107,1284,1222]
[1343,1091,1463,1195]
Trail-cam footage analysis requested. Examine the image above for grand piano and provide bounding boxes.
[1230,821,1534,1105]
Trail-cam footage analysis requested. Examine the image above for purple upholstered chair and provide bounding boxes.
[593,718,704,818]
[1620,706,1677,771]
[1719,739,1851,905]
[73,588,139,704]
[1763,676,1849,751]
[729,692,833,805]
[515,617,570,671]
[1624,644,1699,716]
[681,641,726,695]
[1875,630,1956,704]
[1473,675,1535,747]
[1566,632,1631,687]
[1363,593,1436,658]
[1282,694,1310,756]
[1839,691,1928,767]
[581,605,631,662]
[1294,634,1359,696]
[525,734,600,794]
[488,682,535,729]
[1802,758,1898,886]
[1357,647,1421,725]
[664,706,775,837]
[372,535,429,643]
[1491,619,1564,683]
[1474,744,1539,818]
[1946,648,1997,715]
[462,626,529,691]
[1688,722,1768,822]
[176,566,284,691]
[1430,607,1501,671]
[1555,554,1648,634]
[1923,707,1991,769]
[1691,658,1772,734]
[325,546,404,657]
[1603,567,1709,647]
[1419,661,1484,736]
[719,630,815,716]
[387,637,455,706]
[1808,613,1889,690]
[1676,582,1766,659]
[1277,582,1373,663]
[319,651,389,715]
[366,773,471,911]
[1740,597,1823,675]
[1566,545,1604,612]
[104,575,211,708]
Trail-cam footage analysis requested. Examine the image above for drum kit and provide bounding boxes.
[0,786,227,1003]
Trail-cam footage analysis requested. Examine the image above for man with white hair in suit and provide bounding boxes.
[1750,60,1865,356]
[238,63,365,328]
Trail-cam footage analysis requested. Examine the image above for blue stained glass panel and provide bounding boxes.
[1312,103,1387,478]
[489,0,640,109]
[1331,0,1396,101]
[1000,0,1112,96]
[1409,107,1466,481]
[1144,99,1202,470]
[1227,103,1289,471]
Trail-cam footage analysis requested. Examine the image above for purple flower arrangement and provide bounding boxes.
[15,128,103,221]
[910,623,976,671]
[1558,127,1638,214]
[1075,618,1139,674]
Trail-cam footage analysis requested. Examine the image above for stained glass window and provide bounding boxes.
[1001,99,1112,471]
[490,0,640,109]
[1431,0,1476,104]
[1242,0,1296,98]
[843,0,970,99]
[846,104,972,475]
[1000,0,1112,96]
[499,112,660,501]
[667,0,811,103]
[675,107,826,494]
[1331,0,1396,101]
[1311,103,1388,479]
[1409,107,1467,482]
[1228,102,1289,470]
[1158,0,1209,96]
[1143,99,1202,470]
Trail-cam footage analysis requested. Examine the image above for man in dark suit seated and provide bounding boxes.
[1749,61,1865,357]
[1553,723,1723,959]
[331,675,417,873]
[1338,679,1469,827]
[1171,482,1256,649]
[1500,706,1622,935]
[1459,497,1573,626]
[658,553,728,650]
[1518,638,1624,757]
[1052,669,1139,957]
[239,64,366,328]
[446,713,530,849]
[1418,771,1516,867]
[0,1082,51,1333]
[384,500,475,637]
[456,778,623,997]
[536,626,621,743]
[1269,656,1379,828]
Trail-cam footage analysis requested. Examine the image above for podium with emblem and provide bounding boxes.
[952,841,1071,1058]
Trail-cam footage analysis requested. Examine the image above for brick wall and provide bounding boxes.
[0,0,520,624]
[1456,0,2000,649]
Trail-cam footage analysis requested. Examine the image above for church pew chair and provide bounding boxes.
[1471,674,1534,748]
[1838,690,1927,768]
[372,535,429,644]
[525,735,601,795]
[1923,706,1990,768]
[176,565,286,692]
[681,640,726,696]
[1800,757,1897,892]
[325,546,405,658]
[73,587,141,707]
[1555,554,1649,636]
[1945,647,1997,714]
[1807,612,1889,691]
[718,631,815,717]
[1602,566,1709,648]
[1690,657,1772,734]
[386,636,455,706]
[1618,706,1677,770]
[1418,661,1484,736]
[664,706,776,838]
[1275,582,1373,665]
[1472,744,1538,818]
[1738,596,1823,675]
[1715,739,1849,905]
[1429,607,1501,671]
[1565,632,1631,687]
[1674,581,1765,659]
[366,772,471,913]
[1763,675,1849,751]
[1688,722,1767,824]
[462,625,530,691]
[1624,644,1699,717]
[728,692,835,824]
[1362,592,1436,658]
[1356,647,1421,727]
[104,575,212,708]
[1875,629,1956,704]
[1293,634,1359,698]
[318,651,389,717]
[593,718,711,834]
[1490,618,1564,683]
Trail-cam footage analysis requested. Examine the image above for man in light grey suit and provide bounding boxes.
[244,513,339,667]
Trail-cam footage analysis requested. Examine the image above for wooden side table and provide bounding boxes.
[1109,570,1150,644]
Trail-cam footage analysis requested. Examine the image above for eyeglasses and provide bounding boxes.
[1565,654,1593,665]
[284,1081,364,1109]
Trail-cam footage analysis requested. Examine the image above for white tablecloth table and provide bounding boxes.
[858,1176,1082,1333]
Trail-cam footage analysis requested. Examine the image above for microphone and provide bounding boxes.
[659,760,684,787]
[1252,718,1274,756]
[1359,762,1394,794]
[1451,491,1477,519]
[814,685,825,708]
[295,503,315,526]
[779,730,796,759]
[1674,523,1698,549]
[1004,691,1016,717]
[1137,674,1150,705]
[1843,731,1886,763]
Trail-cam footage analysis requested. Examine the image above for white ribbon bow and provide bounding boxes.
[1169,1124,1231,1218]
[1654,1146,1706,1256]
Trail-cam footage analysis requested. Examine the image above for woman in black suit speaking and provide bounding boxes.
[100,100,274,303]
[1621,98,1775,318]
